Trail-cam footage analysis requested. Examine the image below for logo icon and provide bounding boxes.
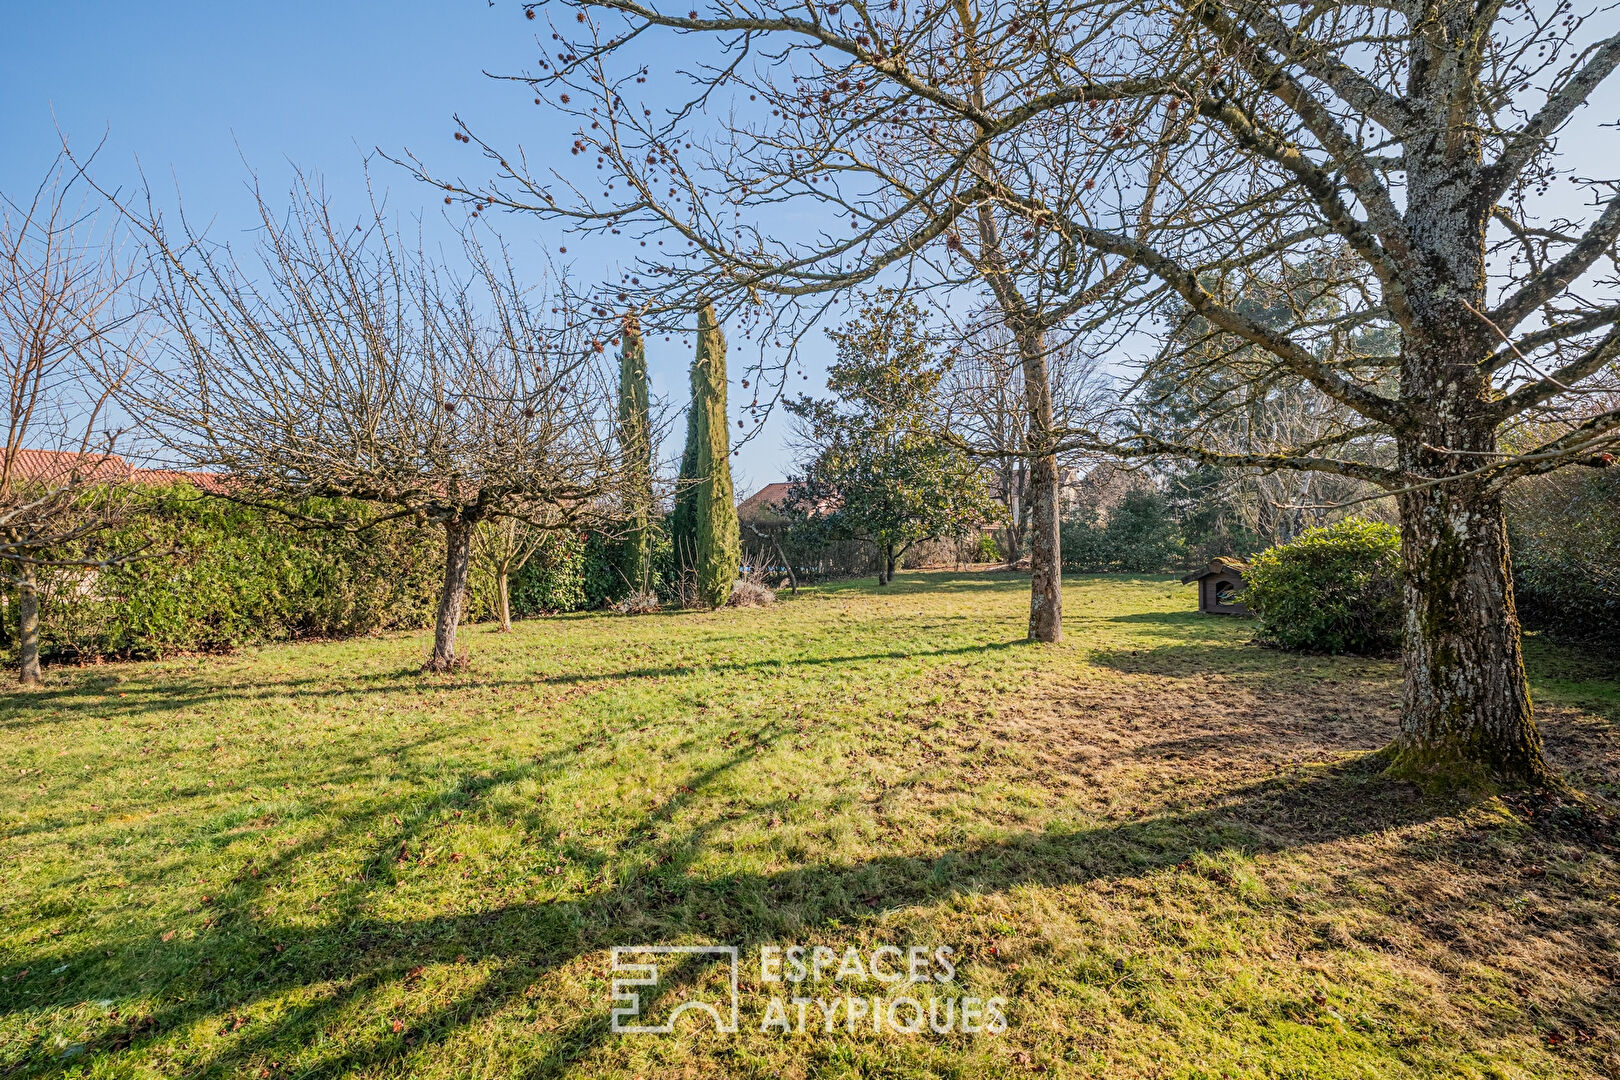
[610,946,740,1034]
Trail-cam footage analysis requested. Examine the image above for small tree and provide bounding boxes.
[787,293,998,583]
[129,176,621,671]
[2,153,151,685]
[616,313,655,592]
[670,302,739,607]
[473,516,547,632]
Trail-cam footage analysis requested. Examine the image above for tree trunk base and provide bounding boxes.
[1393,482,1559,794]
[1383,739,1564,795]
[421,651,470,674]
[18,575,42,686]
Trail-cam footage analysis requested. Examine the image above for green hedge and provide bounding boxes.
[1244,517,1403,655]
[1062,489,1187,573]
[1506,469,1620,645]
[505,527,673,615]
[4,486,451,662]
[2,487,669,665]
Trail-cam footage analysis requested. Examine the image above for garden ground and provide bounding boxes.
[1,572,1616,1078]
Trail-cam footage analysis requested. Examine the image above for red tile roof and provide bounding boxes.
[2,449,225,493]
[737,481,841,522]
[737,482,795,521]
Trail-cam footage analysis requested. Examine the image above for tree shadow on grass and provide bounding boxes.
[2,754,1454,1078]
[0,639,1030,733]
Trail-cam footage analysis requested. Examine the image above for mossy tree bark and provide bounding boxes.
[17,568,41,686]
[1025,450,1062,644]
[1383,131,1555,785]
[1392,435,1551,787]
[1016,323,1062,644]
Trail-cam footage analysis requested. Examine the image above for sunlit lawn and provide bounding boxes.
[1,571,1616,1078]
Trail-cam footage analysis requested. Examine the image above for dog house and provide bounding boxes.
[1181,557,1251,615]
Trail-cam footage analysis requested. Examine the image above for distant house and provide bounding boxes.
[737,482,796,525]
[736,482,839,524]
[2,450,225,493]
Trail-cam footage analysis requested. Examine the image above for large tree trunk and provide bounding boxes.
[18,568,41,686]
[1392,470,1551,786]
[426,519,474,672]
[1384,112,1556,788]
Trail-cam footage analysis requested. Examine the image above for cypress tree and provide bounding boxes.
[671,302,740,607]
[616,314,654,592]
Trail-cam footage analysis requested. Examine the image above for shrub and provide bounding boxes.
[972,531,1001,564]
[1244,517,1403,655]
[7,485,446,662]
[509,531,589,615]
[727,579,776,607]
[502,529,648,617]
[1506,468,1620,645]
[614,591,662,615]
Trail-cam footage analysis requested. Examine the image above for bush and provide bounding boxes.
[727,579,776,607]
[6,485,446,662]
[1244,517,1403,655]
[972,531,1001,563]
[508,531,590,615]
[614,591,662,615]
[503,528,657,617]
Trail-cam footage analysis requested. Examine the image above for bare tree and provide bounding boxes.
[941,312,1111,559]
[1,152,150,685]
[402,0,1170,644]
[428,0,1619,786]
[126,174,623,671]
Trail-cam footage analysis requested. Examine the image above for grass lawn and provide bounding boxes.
[2,571,1617,1078]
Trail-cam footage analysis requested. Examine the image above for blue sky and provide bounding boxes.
[5,4,1616,491]
[0,0,804,493]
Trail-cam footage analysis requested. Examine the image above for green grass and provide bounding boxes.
[2,571,1616,1078]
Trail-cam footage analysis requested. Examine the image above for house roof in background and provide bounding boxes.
[2,449,226,493]
[737,481,843,522]
[737,482,795,521]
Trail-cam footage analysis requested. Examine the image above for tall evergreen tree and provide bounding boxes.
[616,314,654,592]
[671,303,740,607]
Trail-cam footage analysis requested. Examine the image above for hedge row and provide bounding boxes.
[1505,467,1620,644]
[0,486,636,664]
